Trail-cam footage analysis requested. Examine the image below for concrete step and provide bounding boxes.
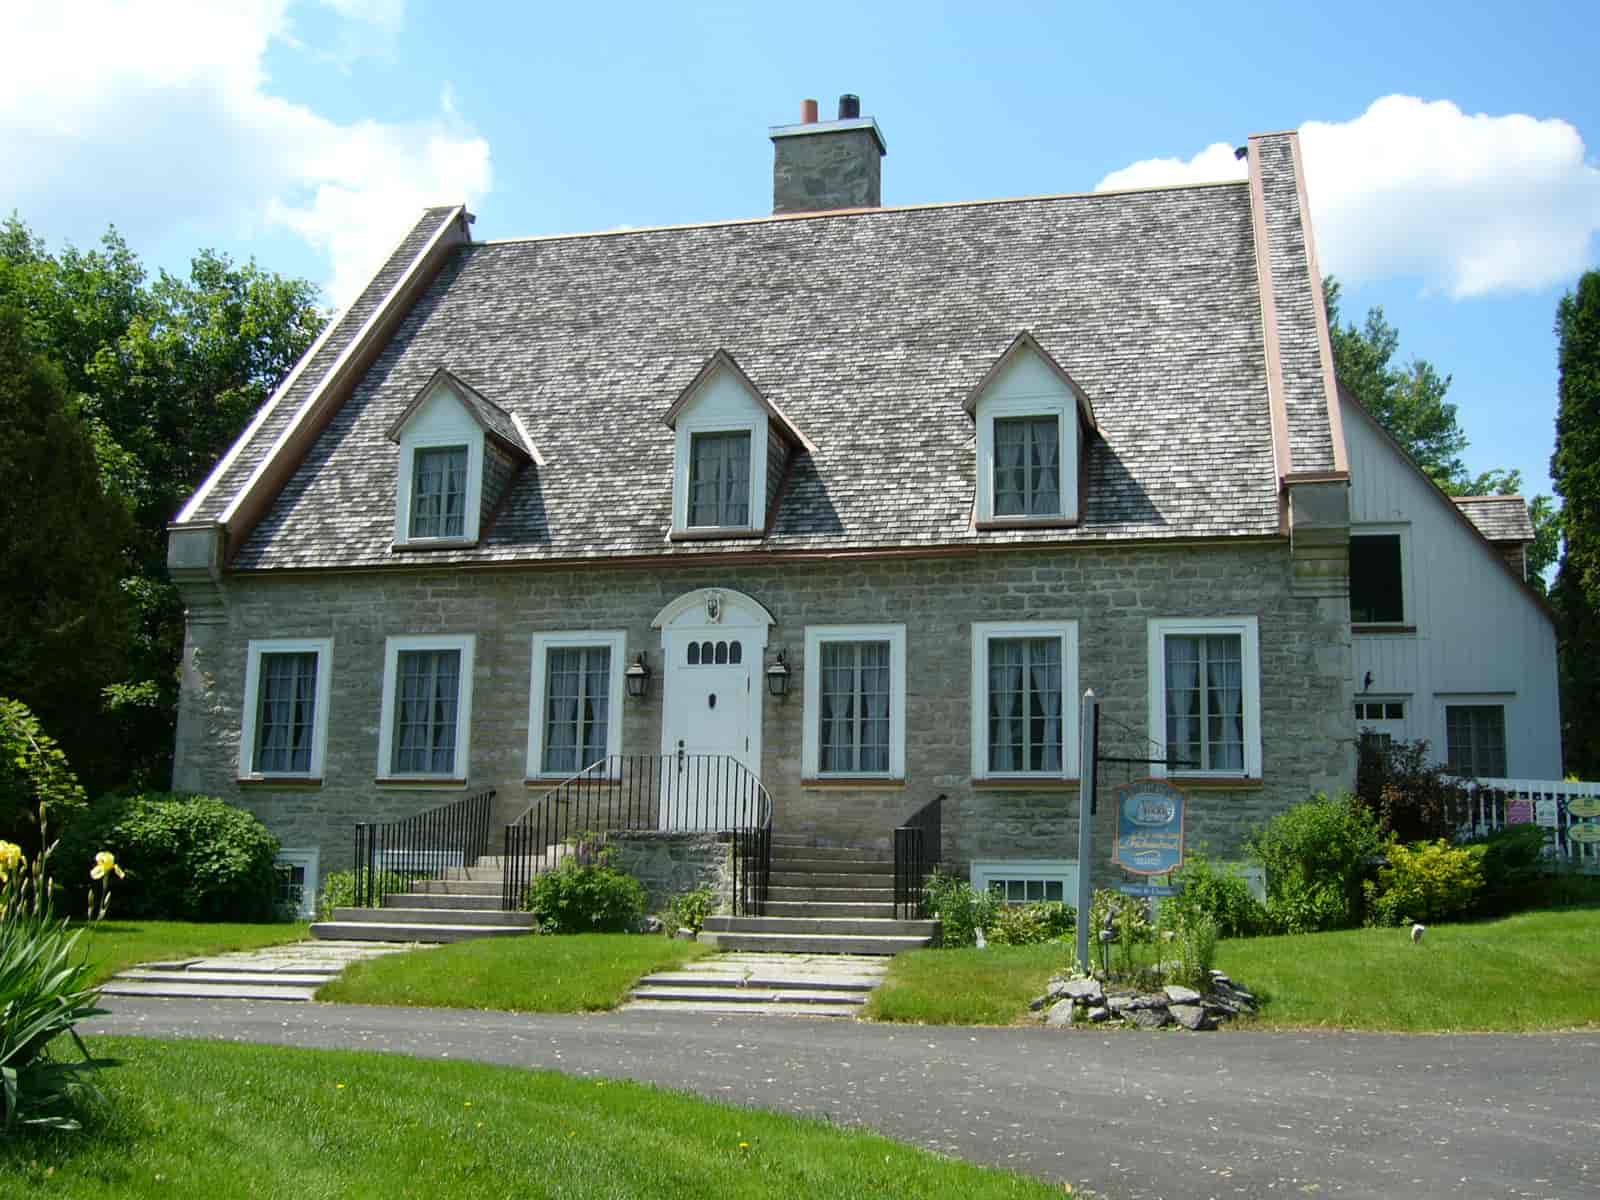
[768,885,895,904]
[109,968,334,987]
[762,900,897,919]
[770,845,891,864]
[703,915,938,937]
[769,856,894,875]
[332,906,533,928]
[637,971,880,993]
[697,931,932,955]
[621,998,864,1018]
[445,866,507,882]
[769,871,896,890]
[384,892,506,911]
[407,880,504,897]
[630,985,867,1005]
[100,980,320,1001]
[310,921,530,943]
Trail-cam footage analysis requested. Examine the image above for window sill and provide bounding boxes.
[972,777,1081,791]
[1352,624,1417,635]
[391,537,478,552]
[668,526,765,542]
[975,515,1078,531]
[801,777,906,789]
[373,776,469,790]
[237,775,323,789]
[1163,775,1265,790]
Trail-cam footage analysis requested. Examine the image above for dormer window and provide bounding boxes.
[665,349,814,540]
[965,331,1095,529]
[386,367,534,550]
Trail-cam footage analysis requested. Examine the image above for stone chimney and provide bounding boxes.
[770,93,887,214]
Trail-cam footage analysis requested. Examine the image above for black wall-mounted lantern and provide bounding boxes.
[766,649,791,699]
[625,652,652,699]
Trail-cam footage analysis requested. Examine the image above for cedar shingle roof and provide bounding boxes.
[1453,495,1536,543]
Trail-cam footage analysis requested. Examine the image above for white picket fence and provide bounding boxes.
[1461,777,1600,873]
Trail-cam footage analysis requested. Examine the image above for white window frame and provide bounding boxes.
[801,624,907,780]
[969,859,1079,905]
[274,847,320,919]
[393,380,486,547]
[526,631,628,780]
[672,413,766,535]
[239,637,333,780]
[974,395,1077,525]
[1438,694,1511,780]
[969,620,1080,781]
[1147,616,1262,780]
[377,634,475,783]
[1349,522,1413,630]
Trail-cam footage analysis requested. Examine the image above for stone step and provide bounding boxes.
[770,845,891,864]
[762,900,898,919]
[767,885,895,904]
[630,985,867,1005]
[637,971,880,993]
[407,880,505,897]
[444,866,507,882]
[769,871,896,890]
[697,931,932,955]
[99,980,320,1001]
[310,921,530,943]
[769,856,894,875]
[703,915,938,937]
[385,892,506,911]
[109,968,335,987]
[621,998,864,1018]
[332,906,533,927]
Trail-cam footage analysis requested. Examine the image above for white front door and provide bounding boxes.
[661,630,757,830]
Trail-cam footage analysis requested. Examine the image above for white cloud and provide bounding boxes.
[1095,96,1600,298]
[1,0,491,308]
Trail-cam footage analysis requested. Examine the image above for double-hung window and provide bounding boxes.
[1147,617,1262,778]
[378,635,475,781]
[409,445,469,539]
[239,638,333,779]
[802,625,906,780]
[1445,704,1507,778]
[527,632,627,779]
[970,622,1079,780]
[687,431,752,528]
[993,416,1061,517]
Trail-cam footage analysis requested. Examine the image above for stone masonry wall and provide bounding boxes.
[173,541,1352,893]
[606,832,733,914]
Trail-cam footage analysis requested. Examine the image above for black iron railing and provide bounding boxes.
[501,754,773,913]
[894,793,943,920]
[352,788,496,908]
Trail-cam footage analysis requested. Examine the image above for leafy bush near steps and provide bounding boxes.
[524,857,647,934]
[55,793,279,922]
[664,886,718,935]
[923,870,998,948]
[1365,839,1485,926]
[317,869,413,919]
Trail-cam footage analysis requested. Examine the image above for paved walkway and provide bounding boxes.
[100,940,432,1001]
[88,998,1597,1199]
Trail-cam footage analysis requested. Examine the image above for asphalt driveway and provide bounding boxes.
[91,999,1597,1199]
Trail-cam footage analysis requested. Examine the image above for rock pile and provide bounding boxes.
[1028,969,1258,1031]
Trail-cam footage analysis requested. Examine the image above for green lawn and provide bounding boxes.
[864,945,1065,1025]
[1,1037,1069,1199]
[317,933,715,1012]
[75,920,311,985]
[1216,906,1600,1032]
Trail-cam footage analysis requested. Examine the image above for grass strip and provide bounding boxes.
[76,920,311,985]
[317,932,715,1012]
[864,944,1065,1025]
[1,1037,1071,1198]
[1216,905,1600,1032]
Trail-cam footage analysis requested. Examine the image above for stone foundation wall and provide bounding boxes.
[606,831,733,914]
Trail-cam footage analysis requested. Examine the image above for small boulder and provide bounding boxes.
[1061,978,1105,1005]
[1170,1004,1213,1030]
[1028,993,1050,1012]
[673,926,697,940]
[1130,1006,1171,1029]
[1163,984,1202,1005]
[640,915,665,934]
[1086,1005,1110,1023]
[1045,1000,1077,1027]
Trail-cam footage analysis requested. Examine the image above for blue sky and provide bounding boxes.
[6,0,1598,505]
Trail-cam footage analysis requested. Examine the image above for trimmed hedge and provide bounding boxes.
[56,793,281,921]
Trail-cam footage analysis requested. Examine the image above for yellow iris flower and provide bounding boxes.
[0,840,20,881]
[90,850,124,881]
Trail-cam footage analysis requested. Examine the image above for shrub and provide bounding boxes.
[525,857,647,933]
[665,886,718,935]
[1355,738,1471,842]
[986,900,1075,946]
[1469,823,1549,917]
[1169,912,1219,992]
[55,793,280,922]
[1166,850,1267,939]
[923,870,998,948]
[1365,839,1485,926]
[317,869,413,919]
[1247,794,1385,932]
[0,700,87,855]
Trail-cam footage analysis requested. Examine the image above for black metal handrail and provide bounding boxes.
[894,793,943,920]
[501,754,773,914]
[353,788,496,908]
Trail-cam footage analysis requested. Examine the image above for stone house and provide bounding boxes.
[167,97,1366,914]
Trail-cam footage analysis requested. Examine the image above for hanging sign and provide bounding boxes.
[1569,823,1600,845]
[1111,778,1187,876]
[1567,796,1600,819]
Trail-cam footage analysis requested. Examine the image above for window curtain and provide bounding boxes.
[988,640,1025,771]
[411,447,468,538]
[1028,638,1062,771]
[580,648,611,767]
[1028,417,1059,515]
[1205,634,1244,770]
[859,641,891,772]
[1164,636,1201,770]
[690,433,750,526]
[543,648,581,774]
[819,642,854,773]
[256,652,317,772]
[395,649,459,774]
[993,421,1028,515]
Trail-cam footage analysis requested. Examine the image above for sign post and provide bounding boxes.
[1075,689,1098,974]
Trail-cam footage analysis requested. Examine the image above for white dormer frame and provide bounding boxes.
[391,378,486,548]
[965,331,1094,528]
[664,350,814,540]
